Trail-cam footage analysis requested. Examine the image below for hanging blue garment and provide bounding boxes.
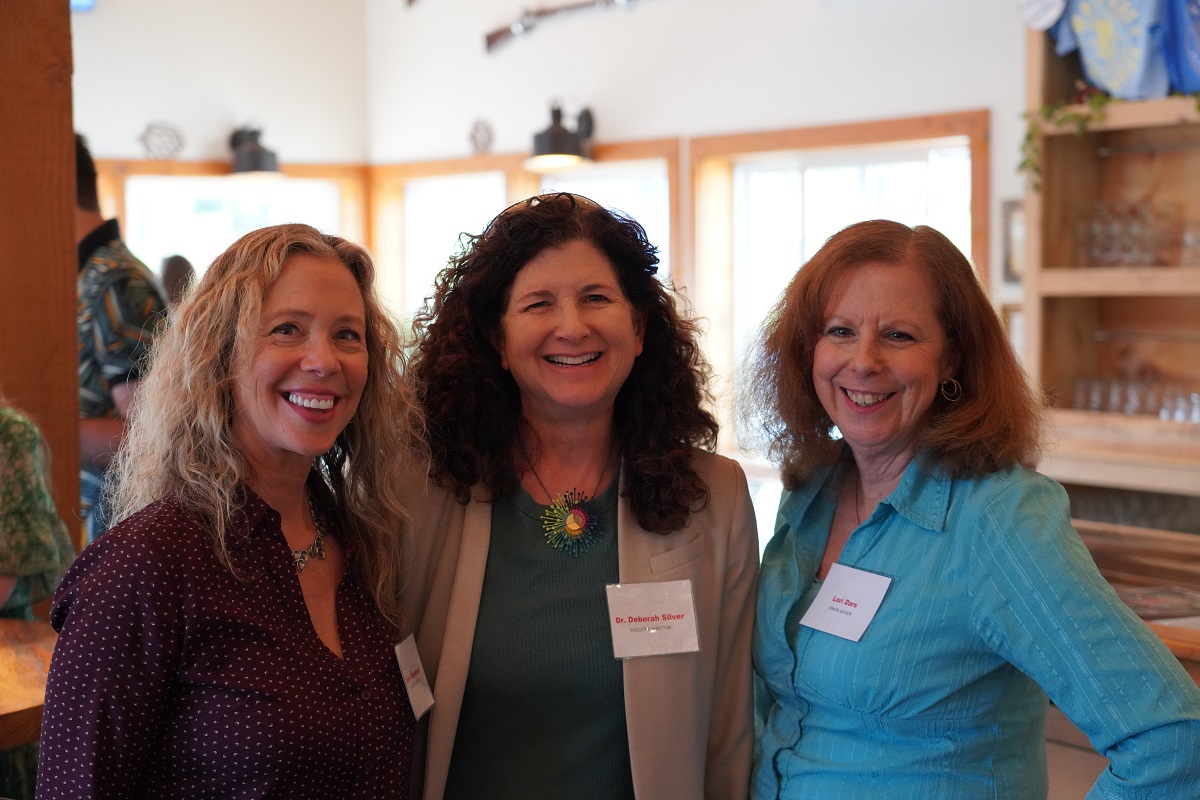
[1052,0,1170,100]
[1163,0,1200,92]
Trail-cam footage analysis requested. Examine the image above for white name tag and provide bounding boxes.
[605,579,700,659]
[799,563,892,642]
[394,634,434,720]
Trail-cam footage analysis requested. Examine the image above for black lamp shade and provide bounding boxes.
[533,106,584,159]
[526,105,593,173]
[229,127,279,173]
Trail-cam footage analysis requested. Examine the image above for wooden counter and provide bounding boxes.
[1076,518,1200,680]
[1147,620,1200,683]
[0,618,57,750]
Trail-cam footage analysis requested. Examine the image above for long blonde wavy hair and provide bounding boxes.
[107,223,424,629]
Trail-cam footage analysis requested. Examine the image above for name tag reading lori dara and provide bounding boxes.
[606,579,700,659]
[799,563,892,642]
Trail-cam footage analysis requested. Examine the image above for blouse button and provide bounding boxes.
[361,689,373,701]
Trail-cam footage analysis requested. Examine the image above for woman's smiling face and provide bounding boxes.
[812,260,957,467]
[497,239,644,428]
[231,252,368,478]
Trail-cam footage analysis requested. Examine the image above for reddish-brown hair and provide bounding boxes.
[742,219,1042,488]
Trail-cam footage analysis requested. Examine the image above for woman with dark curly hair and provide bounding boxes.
[744,219,1200,799]
[404,193,758,799]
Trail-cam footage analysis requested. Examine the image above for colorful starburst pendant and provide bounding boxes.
[541,488,603,556]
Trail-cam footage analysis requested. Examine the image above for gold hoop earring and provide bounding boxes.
[940,378,962,402]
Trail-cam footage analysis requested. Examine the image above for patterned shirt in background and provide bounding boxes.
[0,405,74,800]
[0,404,74,619]
[76,219,166,540]
[38,489,416,799]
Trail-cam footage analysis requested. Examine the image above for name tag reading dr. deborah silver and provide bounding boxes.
[605,579,700,659]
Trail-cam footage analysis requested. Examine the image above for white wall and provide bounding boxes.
[71,0,369,162]
[367,0,1028,295]
[71,0,1030,294]
[367,0,1025,161]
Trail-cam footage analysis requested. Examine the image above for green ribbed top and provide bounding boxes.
[444,477,634,800]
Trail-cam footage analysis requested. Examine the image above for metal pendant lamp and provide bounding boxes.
[525,104,594,173]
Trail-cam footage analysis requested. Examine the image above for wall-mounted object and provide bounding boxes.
[470,119,495,155]
[139,121,184,160]
[524,104,593,173]
[229,126,279,174]
[486,0,635,51]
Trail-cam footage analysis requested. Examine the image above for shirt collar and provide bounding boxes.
[779,445,953,535]
[226,484,276,544]
[77,218,122,273]
[229,480,360,561]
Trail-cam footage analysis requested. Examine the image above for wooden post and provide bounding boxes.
[0,5,81,548]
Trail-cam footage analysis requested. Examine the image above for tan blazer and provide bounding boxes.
[401,450,758,800]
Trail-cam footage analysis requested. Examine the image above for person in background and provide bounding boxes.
[38,224,424,798]
[744,219,1200,799]
[404,192,758,800]
[159,253,195,312]
[0,397,74,800]
[74,133,167,542]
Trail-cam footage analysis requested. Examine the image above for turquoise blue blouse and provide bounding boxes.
[753,451,1200,799]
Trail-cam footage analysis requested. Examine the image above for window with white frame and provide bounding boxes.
[541,158,672,276]
[731,140,972,372]
[397,171,507,319]
[123,175,343,280]
[721,136,975,555]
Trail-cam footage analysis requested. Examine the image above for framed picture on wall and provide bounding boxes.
[1002,198,1026,284]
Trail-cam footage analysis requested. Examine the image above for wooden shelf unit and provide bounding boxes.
[1024,31,1200,497]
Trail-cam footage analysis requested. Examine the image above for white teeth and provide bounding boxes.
[288,393,334,410]
[846,390,891,407]
[547,353,600,366]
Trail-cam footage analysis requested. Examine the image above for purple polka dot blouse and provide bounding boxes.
[36,490,415,799]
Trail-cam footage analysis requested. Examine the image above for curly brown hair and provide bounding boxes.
[409,193,718,534]
[741,219,1042,489]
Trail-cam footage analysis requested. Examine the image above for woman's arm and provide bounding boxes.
[37,530,183,799]
[971,474,1200,799]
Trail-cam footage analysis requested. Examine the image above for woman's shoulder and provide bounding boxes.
[51,497,211,630]
[942,461,1071,544]
[82,496,212,569]
[0,405,38,453]
[951,461,1063,505]
[687,447,747,486]
[674,449,757,536]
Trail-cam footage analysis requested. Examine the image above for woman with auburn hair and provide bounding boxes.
[744,219,1200,799]
[38,223,425,799]
[404,193,758,799]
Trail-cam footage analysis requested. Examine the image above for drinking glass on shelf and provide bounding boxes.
[1179,221,1200,267]
[1118,202,1146,266]
[1088,203,1120,267]
[1160,385,1190,423]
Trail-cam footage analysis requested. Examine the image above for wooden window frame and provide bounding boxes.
[684,110,991,456]
[367,139,682,305]
[93,159,370,248]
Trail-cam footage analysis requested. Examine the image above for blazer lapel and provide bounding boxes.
[425,497,492,800]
